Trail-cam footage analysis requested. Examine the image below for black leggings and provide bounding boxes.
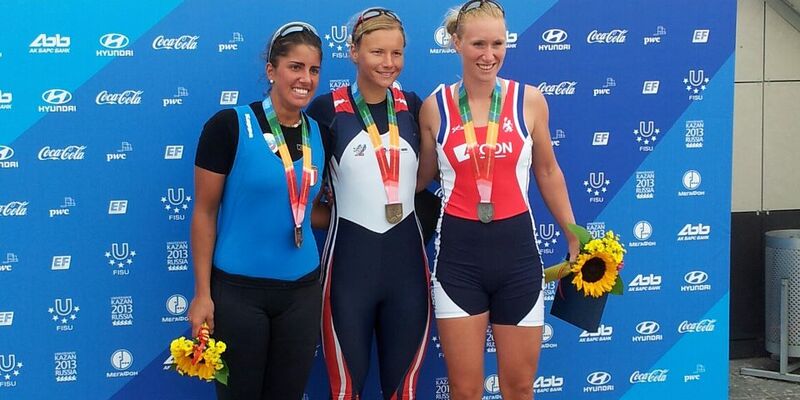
[211,268,321,400]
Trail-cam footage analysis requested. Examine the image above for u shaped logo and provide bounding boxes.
[0,354,16,372]
[330,26,348,44]
[588,172,606,189]
[54,298,74,316]
[111,243,130,260]
[538,223,556,240]
[638,121,655,137]
[688,70,705,87]
[167,188,185,205]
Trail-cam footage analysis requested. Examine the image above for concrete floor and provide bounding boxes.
[731,358,800,399]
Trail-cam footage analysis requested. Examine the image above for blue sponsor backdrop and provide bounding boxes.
[0,0,734,398]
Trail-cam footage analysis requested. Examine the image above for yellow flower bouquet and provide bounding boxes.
[169,323,229,385]
[545,224,626,331]
[544,224,626,298]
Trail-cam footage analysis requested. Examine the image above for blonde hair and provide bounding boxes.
[444,1,505,37]
[349,11,406,49]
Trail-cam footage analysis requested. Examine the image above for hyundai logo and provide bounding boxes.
[636,321,661,335]
[0,146,13,161]
[99,33,130,49]
[42,89,72,105]
[542,29,568,44]
[684,270,708,285]
[587,371,612,386]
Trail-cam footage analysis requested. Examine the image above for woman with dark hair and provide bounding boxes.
[417,1,579,399]
[188,22,326,399]
[307,8,430,399]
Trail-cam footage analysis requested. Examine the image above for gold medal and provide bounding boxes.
[385,203,403,224]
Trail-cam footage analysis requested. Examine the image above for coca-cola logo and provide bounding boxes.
[538,81,577,96]
[678,319,716,333]
[96,90,143,105]
[38,146,86,160]
[152,35,199,50]
[629,369,668,383]
[587,29,628,44]
[0,201,28,217]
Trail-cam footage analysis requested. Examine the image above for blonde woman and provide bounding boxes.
[417,1,579,398]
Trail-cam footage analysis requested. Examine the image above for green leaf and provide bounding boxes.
[215,363,229,386]
[567,223,592,247]
[610,276,624,295]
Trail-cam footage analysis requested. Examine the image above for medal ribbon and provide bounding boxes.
[351,82,400,204]
[457,78,503,204]
[262,96,312,232]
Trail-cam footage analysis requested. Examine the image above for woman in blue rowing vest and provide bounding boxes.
[189,22,326,399]
[307,8,430,399]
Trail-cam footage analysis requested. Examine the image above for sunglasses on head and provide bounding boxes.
[351,7,402,42]
[456,0,505,26]
[266,21,319,62]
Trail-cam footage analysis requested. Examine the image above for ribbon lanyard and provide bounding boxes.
[262,96,312,247]
[457,78,503,223]
[351,82,403,224]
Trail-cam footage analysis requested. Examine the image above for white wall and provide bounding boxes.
[733,0,800,211]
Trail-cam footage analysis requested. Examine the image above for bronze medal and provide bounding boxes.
[478,202,494,224]
[294,226,303,248]
[385,203,403,224]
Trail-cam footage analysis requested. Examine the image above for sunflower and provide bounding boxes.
[570,250,620,298]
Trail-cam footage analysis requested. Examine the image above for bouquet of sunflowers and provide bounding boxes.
[545,224,626,330]
[169,323,229,385]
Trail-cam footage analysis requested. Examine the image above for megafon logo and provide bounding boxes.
[677,224,710,241]
[534,375,564,393]
[97,33,133,57]
[630,369,669,384]
[682,270,712,292]
[30,33,70,53]
[484,374,500,394]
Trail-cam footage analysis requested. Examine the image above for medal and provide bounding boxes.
[477,202,494,224]
[351,82,403,224]
[456,79,504,222]
[294,226,303,248]
[262,96,313,248]
[385,203,403,224]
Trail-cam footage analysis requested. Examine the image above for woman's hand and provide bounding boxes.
[567,234,580,264]
[188,295,215,337]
